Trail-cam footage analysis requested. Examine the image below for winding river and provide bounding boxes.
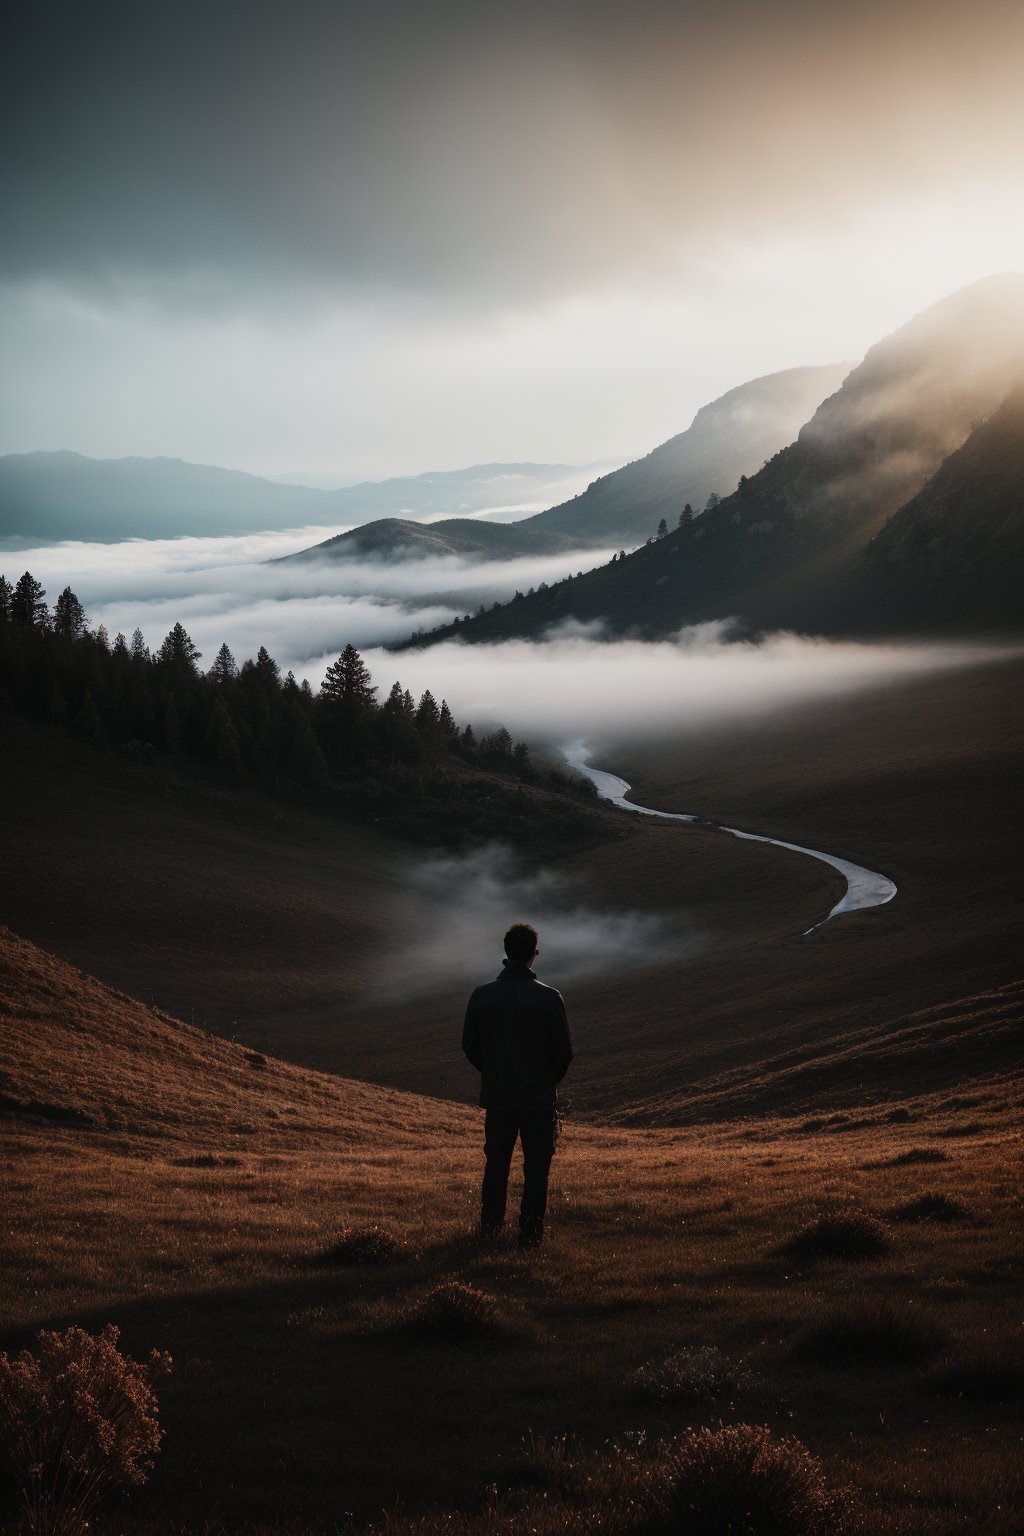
[562,744,896,934]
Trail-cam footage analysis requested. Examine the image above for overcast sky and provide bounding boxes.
[3,0,1023,481]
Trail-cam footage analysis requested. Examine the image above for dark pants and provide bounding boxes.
[481,1097,557,1242]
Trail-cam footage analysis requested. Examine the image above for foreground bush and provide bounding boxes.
[783,1208,892,1261]
[0,1324,171,1536]
[320,1225,414,1265]
[392,1281,527,1344]
[645,1424,854,1536]
[891,1192,969,1224]
[632,1346,753,1404]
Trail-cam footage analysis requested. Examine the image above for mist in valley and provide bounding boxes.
[373,844,701,1002]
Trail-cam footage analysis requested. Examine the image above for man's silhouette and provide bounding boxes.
[462,922,572,1247]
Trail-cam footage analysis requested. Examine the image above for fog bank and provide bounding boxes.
[365,626,1011,741]
[375,845,700,1001]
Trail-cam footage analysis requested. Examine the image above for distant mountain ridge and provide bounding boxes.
[281,364,849,564]
[278,515,584,564]
[397,275,1024,643]
[0,452,599,543]
[519,363,852,545]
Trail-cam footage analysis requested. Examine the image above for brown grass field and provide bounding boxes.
[1,651,1022,1533]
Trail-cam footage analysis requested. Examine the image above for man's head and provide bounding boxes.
[503,921,539,965]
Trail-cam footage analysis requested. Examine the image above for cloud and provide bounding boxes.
[363,627,1011,741]
[1,530,615,678]
[373,844,699,1001]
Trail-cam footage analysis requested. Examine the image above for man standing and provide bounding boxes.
[462,922,573,1247]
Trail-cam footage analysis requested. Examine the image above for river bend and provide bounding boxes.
[563,744,896,933]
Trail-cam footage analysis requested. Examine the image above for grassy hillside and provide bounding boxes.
[281,514,586,564]
[1,928,1020,1535]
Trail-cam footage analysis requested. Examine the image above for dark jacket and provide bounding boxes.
[462,960,573,1108]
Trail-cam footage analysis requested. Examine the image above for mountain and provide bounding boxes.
[517,363,852,545]
[839,378,1024,631]
[401,276,1024,644]
[282,365,849,564]
[277,514,585,564]
[0,453,596,543]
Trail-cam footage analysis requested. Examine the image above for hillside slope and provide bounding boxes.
[279,514,585,563]
[842,377,1024,630]
[403,276,1024,644]
[521,363,851,545]
[0,925,464,1147]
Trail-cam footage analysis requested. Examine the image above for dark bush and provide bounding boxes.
[393,1280,527,1344]
[632,1345,753,1404]
[794,1298,946,1366]
[645,1424,855,1536]
[891,1193,969,1224]
[874,1148,948,1167]
[320,1226,413,1265]
[783,1208,892,1261]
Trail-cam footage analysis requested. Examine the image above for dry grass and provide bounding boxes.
[387,1281,529,1344]
[1,929,1022,1536]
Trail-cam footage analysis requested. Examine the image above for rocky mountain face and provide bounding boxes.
[401,276,1024,644]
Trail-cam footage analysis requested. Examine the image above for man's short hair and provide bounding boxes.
[504,922,538,962]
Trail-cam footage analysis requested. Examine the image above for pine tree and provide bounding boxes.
[704,491,721,512]
[657,517,668,538]
[158,623,201,673]
[112,632,129,658]
[209,642,238,682]
[415,690,440,733]
[130,628,150,662]
[320,644,377,705]
[679,503,694,528]
[0,575,13,624]
[255,646,280,686]
[54,586,87,639]
[438,699,457,737]
[11,572,48,629]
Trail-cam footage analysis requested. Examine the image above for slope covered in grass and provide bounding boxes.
[1,929,1020,1536]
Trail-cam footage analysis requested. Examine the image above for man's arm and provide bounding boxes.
[547,991,573,1083]
[462,991,483,1071]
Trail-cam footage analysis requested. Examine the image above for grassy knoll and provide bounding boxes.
[2,929,1021,1535]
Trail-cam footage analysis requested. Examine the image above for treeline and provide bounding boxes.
[0,572,593,835]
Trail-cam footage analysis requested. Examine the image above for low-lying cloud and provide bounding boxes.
[376,845,699,1001]
[364,625,1011,742]
[2,529,613,676]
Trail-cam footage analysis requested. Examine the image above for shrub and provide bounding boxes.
[793,1298,946,1367]
[891,1193,969,1224]
[393,1280,526,1344]
[783,1208,892,1261]
[320,1225,413,1265]
[0,1324,171,1536]
[645,1424,854,1536]
[632,1346,753,1404]
[874,1148,948,1167]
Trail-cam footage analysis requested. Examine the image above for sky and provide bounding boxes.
[3,0,1024,481]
